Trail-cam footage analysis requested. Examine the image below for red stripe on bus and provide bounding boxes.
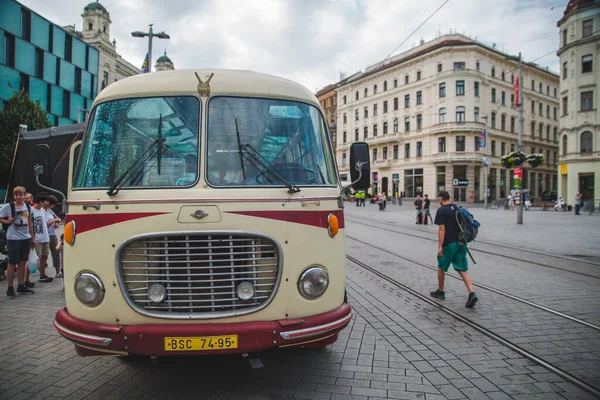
[65,212,170,234]
[226,210,345,229]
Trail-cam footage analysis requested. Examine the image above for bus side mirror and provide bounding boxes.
[349,142,370,191]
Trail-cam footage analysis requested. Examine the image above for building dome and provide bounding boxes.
[156,52,173,64]
[84,1,109,14]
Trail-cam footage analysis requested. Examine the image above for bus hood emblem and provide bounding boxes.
[191,210,209,220]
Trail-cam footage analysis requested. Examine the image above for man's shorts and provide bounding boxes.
[437,241,468,272]
[35,242,50,257]
[7,239,31,264]
[422,208,430,216]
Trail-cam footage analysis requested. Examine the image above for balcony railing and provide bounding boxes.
[431,122,485,134]
[366,132,400,144]
[430,152,483,163]
[373,159,392,168]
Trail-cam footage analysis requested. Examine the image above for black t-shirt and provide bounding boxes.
[424,198,431,209]
[434,203,460,247]
[413,199,423,210]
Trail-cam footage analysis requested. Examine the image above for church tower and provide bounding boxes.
[155,51,175,72]
[81,1,112,46]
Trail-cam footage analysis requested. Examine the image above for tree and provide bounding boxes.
[0,90,51,188]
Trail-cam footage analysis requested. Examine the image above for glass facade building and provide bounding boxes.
[0,0,99,126]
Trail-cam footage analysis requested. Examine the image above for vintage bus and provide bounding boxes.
[53,69,370,357]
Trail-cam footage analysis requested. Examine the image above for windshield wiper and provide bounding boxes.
[239,143,300,194]
[106,139,163,197]
[235,118,246,180]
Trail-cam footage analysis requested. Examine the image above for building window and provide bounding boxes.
[342,153,346,166]
[373,103,378,116]
[501,91,506,105]
[491,140,496,156]
[438,137,446,153]
[581,131,593,152]
[501,114,506,131]
[439,82,446,97]
[491,67,496,77]
[554,88,557,98]
[501,142,506,155]
[416,114,422,130]
[343,113,347,124]
[456,136,465,152]
[502,71,505,81]
[393,118,398,132]
[437,166,446,192]
[562,62,567,79]
[393,145,399,159]
[383,100,388,113]
[383,81,387,91]
[492,88,496,103]
[563,29,568,47]
[562,135,568,155]
[374,84,378,94]
[393,79,398,88]
[355,91,359,101]
[373,148,377,161]
[546,85,550,95]
[582,19,593,38]
[364,106,368,118]
[393,97,398,110]
[474,107,479,122]
[475,137,480,151]
[355,129,359,141]
[539,82,543,93]
[554,107,557,120]
[373,124,378,136]
[439,108,446,123]
[546,125,550,141]
[454,62,465,71]
[416,141,422,157]
[476,60,480,71]
[582,55,593,73]
[102,71,109,89]
[539,102,543,116]
[343,95,346,104]
[405,117,410,132]
[404,143,410,158]
[491,112,496,129]
[456,80,465,95]
[404,168,423,197]
[511,144,515,152]
[531,79,535,90]
[554,127,558,143]
[562,96,568,115]
[456,106,465,122]
[546,105,550,118]
[417,70,421,80]
[511,94,515,106]
[364,88,368,97]
[437,63,442,72]
[383,146,388,159]
[539,123,544,139]
[416,91,422,105]
[383,121,388,134]
[343,131,347,143]
[405,74,409,84]
[364,126,368,139]
[531,100,536,114]
[404,94,410,108]
[511,74,515,84]
[511,116,515,133]
[531,121,535,136]
[355,109,359,121]
[474,81,479,97]
[553,151,557,166]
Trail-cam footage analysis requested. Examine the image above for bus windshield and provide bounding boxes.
[206,97,337,187]
[74,96,200,189]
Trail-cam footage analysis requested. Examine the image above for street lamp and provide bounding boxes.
[131,24,170,73]
[505,52,524,224]
[481,115,491,209]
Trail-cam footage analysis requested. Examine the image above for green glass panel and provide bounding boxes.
[43,51,57,84]
[30,13,49,51]
[80,69,91,98]
[87,48,99,75]
[59,60,75,91]
[52,26,65,58]
[70,93,84,121]
[0,65,20,100]
[0,29,4,64]
[0,0,21,36]
[50,85,63,115]
[29,77,48,111]
[15,38,36,75]
[46,113,55,126]
[71,37,86,69]
[58,117,73,126]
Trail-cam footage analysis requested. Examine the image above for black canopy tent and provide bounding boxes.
[9,123,84,215]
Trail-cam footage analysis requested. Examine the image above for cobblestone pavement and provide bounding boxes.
[0,204,598,399]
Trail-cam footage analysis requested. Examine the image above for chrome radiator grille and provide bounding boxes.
[117,232,281,318]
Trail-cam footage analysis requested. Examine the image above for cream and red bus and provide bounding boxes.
[53,69,370,357]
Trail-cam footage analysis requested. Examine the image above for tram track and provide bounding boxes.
[346,254,600,398]
[347,234,600,332]
[346,216,600,279]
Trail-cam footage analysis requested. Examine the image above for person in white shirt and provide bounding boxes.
[31,195,54,282]
[45,196,62,278]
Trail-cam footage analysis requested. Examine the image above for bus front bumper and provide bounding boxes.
[54,304,352,356]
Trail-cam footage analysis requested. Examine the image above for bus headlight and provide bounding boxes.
[74,273,104,306]
[298,267,329,299]
[147,284,166,303]
[236,281,255,301]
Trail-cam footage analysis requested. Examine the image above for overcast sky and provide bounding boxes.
[19,0,565,92]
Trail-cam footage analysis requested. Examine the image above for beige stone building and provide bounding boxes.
[557,0,600,206]
[66,2,141,93]
[336,34,560,202]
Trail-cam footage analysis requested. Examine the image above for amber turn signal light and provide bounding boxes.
[64,220,76,246]
[327,213,339,238]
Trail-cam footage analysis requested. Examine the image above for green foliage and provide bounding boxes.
[0,90,51,187]
[500,151,526,169]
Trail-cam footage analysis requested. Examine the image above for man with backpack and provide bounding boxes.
[0,186,35,298]
[430,190,478,308]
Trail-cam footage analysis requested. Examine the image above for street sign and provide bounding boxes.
[452,178,469,187]
[514,167,523,179]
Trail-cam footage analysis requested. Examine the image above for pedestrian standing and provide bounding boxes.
[430,191,478,308]
[0,186,35,298]
[575,192,581,215]
[45,195,62,277]
[414,195,423,224]
[31,195,53,282]
[423,194,433,224]
[508,193,514,211]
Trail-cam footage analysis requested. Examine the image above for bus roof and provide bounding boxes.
[94,69,319,107]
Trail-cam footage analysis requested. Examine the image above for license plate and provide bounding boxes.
[164,335,238,351]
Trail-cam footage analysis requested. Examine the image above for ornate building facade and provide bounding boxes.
[557,0,600,205]
[336,34,560,202]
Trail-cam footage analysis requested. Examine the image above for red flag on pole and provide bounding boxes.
[513,76,519,107]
